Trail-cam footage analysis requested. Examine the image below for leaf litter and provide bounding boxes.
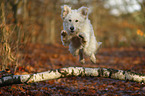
[0,44,145,95]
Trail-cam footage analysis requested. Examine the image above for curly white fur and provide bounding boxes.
[61,5,102,64]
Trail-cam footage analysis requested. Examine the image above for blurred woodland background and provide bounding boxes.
[0,0,145,71]
[1,0,145,95]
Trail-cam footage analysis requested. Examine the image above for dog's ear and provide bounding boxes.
[78,7,89,19]
[61,5,71,19]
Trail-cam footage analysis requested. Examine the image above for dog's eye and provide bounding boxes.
[69,19,72,22]
[75,20,78,22]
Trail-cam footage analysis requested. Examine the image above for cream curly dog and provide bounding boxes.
[61,5,102,64]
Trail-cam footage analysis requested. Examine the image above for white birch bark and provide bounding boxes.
[0,67,145,86]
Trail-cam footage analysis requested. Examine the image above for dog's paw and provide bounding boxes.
[79,33,86,45]
[61,30,67,37]
[80,59,85,64]
[73,50,79,56]
[78,32,85,39]
[90,54,96,64]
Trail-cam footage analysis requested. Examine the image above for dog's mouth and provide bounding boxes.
[69,30,79,35]
[69,31,75,35]
[70,31,74,33]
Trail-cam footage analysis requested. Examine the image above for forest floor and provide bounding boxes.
[0,44,145,95]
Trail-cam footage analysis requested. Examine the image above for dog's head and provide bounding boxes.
[61,5,89,35]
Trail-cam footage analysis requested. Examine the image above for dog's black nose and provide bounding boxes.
[70,26,74,31]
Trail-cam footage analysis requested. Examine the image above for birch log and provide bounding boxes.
[0,67,145,87]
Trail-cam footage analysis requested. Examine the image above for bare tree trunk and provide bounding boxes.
[50,18,55,44]
[1,2,7,70]
[44,18,55,44]
[23,0,30,44]
[0,2,16,70]
[0,67,145,87]
[9,0,21,24]
[91,0,97,35]
[23,0,28,21]
[44,14,50,44]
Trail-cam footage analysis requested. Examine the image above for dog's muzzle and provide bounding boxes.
[70,26,74,33]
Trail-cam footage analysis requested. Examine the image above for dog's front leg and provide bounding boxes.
[78,32,87,47]
[61,30,70,46]
[79,49,85,64]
